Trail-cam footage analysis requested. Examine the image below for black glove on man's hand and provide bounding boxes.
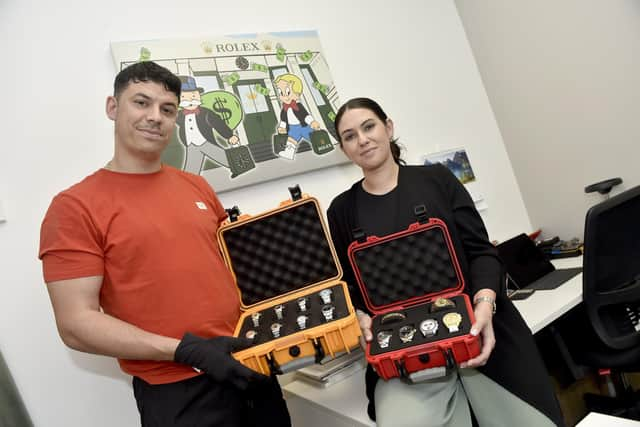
[174,333,267,390]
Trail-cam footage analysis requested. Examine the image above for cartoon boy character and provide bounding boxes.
[176,76,241,175]
[274,74,320,160]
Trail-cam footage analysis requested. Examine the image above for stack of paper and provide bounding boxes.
[295,348,365,388]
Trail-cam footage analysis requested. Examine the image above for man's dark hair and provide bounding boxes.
[113,61,181,99]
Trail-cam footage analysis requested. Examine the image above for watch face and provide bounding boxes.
[399,325,417,343]
[274,305,284,319]
[321,304,335,321]
[431,297,456,312]
[434,298,455,308]
[251,312,261,327]
[319,289,333,304]
[271,322,283,337]
[235,56,249,70]
[377,330,393,349]
[297,315,308,330]
[420,318,439,337]
[442,312,463,333]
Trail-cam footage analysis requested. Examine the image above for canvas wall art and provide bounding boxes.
[422,148,476,184]
[111,30,347,192]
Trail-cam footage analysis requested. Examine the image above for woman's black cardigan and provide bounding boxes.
[326,164,563,426]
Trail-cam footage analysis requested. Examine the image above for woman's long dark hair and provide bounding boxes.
[333,97,404,165]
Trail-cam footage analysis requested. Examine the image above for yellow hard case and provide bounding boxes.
[217,192,361,375]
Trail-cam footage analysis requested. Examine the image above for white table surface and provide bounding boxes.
[512,256,583,334]
[576,412,640,426]
[283,256,584,426]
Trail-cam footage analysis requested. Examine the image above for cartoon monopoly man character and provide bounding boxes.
[176,76,240,175]
[274,73,320,160]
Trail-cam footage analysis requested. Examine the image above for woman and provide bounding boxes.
[326,98,564,427]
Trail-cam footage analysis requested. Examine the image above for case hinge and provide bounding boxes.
[352,228,367,243]
[225,206,241,222]
[288,185,302,201]
[414,204,428,224]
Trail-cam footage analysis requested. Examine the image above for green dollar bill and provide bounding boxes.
[254,84,270,96]
[276,47,286,62]
[223,72,240,85]
[313,81,328,95]
[299,50,313,62]
[327,111,336,122]
[138,47,151,62]
[251,63,268,72]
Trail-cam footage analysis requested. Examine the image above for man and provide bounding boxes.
[274,73,320,160]
[39,62,290,427]
[176,76,251,177]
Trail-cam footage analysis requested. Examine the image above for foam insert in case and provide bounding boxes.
[218,189,361,375]
[348,212,480,382]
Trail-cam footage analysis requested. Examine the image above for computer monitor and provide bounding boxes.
[497,233,582,291]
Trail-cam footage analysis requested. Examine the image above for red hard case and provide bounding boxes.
[348,216,481,382]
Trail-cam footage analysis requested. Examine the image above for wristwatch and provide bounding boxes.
[377,330,393,349]
[431,297,456,312]
[398,325,417,343]
[443,312,463,333]
[419,318,438,337]
[474,296,496,314]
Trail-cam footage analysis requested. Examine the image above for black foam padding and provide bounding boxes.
[222,200,339,306]
[238,284,349,345]
[369,295,472,355]
[353,226,460,308]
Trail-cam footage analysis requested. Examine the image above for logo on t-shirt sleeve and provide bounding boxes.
[195,201,208,210]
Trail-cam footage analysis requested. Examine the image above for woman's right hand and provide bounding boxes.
[356,310,373,351]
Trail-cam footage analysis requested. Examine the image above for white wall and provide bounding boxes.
[455,0,640,239]
[0,1,530,426]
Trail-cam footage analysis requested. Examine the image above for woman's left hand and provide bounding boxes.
[460,297,496,368]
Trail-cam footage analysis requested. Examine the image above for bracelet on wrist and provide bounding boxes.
[474,296,496,315]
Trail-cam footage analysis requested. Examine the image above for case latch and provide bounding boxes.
[396,359,409,380]
[225,206,241,222]
[414,204,428,224]
[267,353,283,375]
[288,185,302,201]
[312,338,325,363]
[352,228,367,243]
[444,348,456,370]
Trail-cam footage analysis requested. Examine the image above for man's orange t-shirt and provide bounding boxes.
[39,165,241,384]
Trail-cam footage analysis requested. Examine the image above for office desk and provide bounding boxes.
[576,412,640,426]
[283,257,583,426]
[512,256,583,334]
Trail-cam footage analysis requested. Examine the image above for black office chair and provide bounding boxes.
[584,177,623,199]
[567,183,640,419]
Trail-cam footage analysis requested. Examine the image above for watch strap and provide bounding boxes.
[474,295,496,314]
